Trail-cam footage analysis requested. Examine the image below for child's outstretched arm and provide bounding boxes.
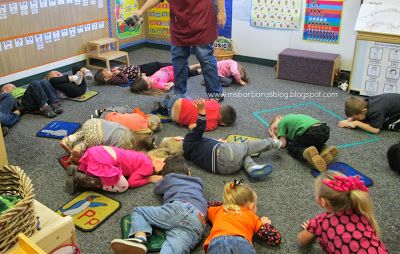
[185,99,207,141]
[340,120,380,134]
[255,216,281,246]
[268,128,286,148]
[297,220,315,246]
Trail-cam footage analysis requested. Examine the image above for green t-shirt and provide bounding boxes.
[10,87,26,98]
[277,114,320,140]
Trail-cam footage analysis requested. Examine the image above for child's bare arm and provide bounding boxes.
[350,121,380,134]
[297,220,315,246]
[193,99,206,115]
[239,79,247,86]
[188,123,197,130]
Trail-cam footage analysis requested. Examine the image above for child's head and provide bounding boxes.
[159,136,184,155]
[133,128,156,151]
[223,179,257,213]
[219,105,237,126]
[147,114,161,133]
[46,70,62,79]
[387,142,400,173]
[147,148,171,173]
[238,64,249,83]
[315,171,380,235]
[269,115,283,136]
[130,75,156,94]
[161,154,190,176]
[94,69,113,85]
[1,84,16,94]
[344,96,368,120]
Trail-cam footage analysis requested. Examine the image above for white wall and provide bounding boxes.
[231,0,362,71]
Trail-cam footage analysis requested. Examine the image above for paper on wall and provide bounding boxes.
[74,0,81,5]
[30,0,39,14]
[69,27,76,37]
[52,30,61,41]
[0,4,7,19]
[66,0,73,3]
[9,3,18,15]
[44,32,52,43]
[90,0,96,5]
[98,0,103,8]
[61,28,69,37]
[48,0,57,7]
[3,40,13,50]
[25,36,34,45]
[14,38,24,47]
[99,21,105,29]
[19,2,29,16]
[84,23,91,31]
[39,0,48,8]
[82,0,88,6]
[77,25,84,33]
[91,22,98,30]
[58,0,65,5]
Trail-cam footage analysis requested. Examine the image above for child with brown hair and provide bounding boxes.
[205,179,281,253]
[110,154,207,254]
[298,171,388,253]
[269,114,338,172]
[338,94,400,133]
[65,147,173,194]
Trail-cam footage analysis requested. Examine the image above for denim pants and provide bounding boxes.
[171,44,222,97]
[207,236,256,254]
[0,93,20,127]
[216,139,276,174]
[21,80,59,111]
[287,124,330,161]
[129,201,205,254]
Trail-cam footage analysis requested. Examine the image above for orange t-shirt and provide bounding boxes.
[105,112,148,132]
[203,206,263,251]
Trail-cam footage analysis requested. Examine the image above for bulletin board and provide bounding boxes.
[0,0,109,78]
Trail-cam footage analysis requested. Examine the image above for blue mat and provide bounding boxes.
[36,121,81,139]
[311,162,373,187]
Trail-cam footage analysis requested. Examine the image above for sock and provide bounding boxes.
[68,135,78,142]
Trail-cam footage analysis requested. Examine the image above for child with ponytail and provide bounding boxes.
[204,179,281,253]
[298,171,388,253]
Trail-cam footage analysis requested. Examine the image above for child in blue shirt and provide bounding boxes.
[111,154,207,254]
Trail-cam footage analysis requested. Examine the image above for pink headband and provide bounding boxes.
[322,175,368,193]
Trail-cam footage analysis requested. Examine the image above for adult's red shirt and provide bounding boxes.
[167,0,218,46]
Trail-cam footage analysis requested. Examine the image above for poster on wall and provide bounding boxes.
[303,0,343,43]
[218,0,232,38]
[359,41,400,96]
[115,0,141,39]
[251,0,302,30]
[148,0,169,37]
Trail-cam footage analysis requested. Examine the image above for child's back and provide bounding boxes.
[276,114,320,140]
[364,93,400,129]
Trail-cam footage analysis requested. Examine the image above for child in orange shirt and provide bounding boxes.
[205,179,281,253]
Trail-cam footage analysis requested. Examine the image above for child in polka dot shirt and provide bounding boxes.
[297,171,388,254]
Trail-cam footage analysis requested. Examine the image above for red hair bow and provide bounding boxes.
[322,175,368,193]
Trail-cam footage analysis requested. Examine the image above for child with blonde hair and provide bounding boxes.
[65,147,172,194]
[204,179,281,253]
[298,171,388,253]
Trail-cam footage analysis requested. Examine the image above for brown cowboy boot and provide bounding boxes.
[66,165,102,194]
[320,146,339,166]
[303,146,327,173]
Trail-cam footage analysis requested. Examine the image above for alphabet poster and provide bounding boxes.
[251,0,302,30]
[115,0,141,39]
[303,0,343,43]
[148,0,170,36]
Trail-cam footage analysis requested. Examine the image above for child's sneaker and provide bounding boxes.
[51,102,63,114]
[246,163,273,179]
[388,119,400,131]
[81,68,94,81]
[93,108,105,118]
[151,102,171,123]
[111,238,148,254]
[40,105,57,118]
[303,146,326,172]
[74,71,84,85]
[320,146,338,166]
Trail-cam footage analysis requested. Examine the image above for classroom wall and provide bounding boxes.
[232,0,362,71]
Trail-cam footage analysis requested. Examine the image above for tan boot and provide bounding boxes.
[320,146,339,166]
[66,165,102,194]
[303,146,327,172]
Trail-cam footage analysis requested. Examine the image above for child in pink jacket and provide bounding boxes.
[130,66,175,95]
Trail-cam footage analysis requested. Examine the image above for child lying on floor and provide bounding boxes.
[156,95,236,131]
[60,118,155,162]
[160,99,280,179]
[269,114,338,172]
[65,147,173,194]
[94,106,161,133]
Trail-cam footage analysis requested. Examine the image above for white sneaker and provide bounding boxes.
[74,71,83,85]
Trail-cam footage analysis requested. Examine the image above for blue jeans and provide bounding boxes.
[162,94,190,117]
[129,201,205,254]
[0,93,20,127]
[171,44,223,97]
[21,80,59,111]
[207,236,256,254]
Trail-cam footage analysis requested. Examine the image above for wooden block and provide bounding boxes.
[9,234,46,254]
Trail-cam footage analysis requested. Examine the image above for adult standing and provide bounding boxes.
[126,0,226,101]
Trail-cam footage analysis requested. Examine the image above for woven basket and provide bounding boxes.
[214,36,235,61]
[0,165,36,253]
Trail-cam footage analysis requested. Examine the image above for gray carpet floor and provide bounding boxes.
[4,48,400,254]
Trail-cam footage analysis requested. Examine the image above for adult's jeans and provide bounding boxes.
[129,201,205,254]
[0,93,20,127]
[171,43,222,97]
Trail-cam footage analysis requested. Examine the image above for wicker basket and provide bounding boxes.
[214,37,235,61]
[0,165,36,253]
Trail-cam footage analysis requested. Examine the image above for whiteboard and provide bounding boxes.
[355,1,400,36]
[351,40,400,95]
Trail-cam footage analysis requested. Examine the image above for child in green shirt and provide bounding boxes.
[269,114,338,172]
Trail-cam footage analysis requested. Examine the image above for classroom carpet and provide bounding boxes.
[4,48,400,254]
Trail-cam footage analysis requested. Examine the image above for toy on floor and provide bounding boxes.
[36,121,81,139]
[311,162,373,187]
[120,214,166,253]
[67,90,98,102]
[56,191,120,232]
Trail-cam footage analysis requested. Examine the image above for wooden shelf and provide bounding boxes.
[86,37,130,70]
